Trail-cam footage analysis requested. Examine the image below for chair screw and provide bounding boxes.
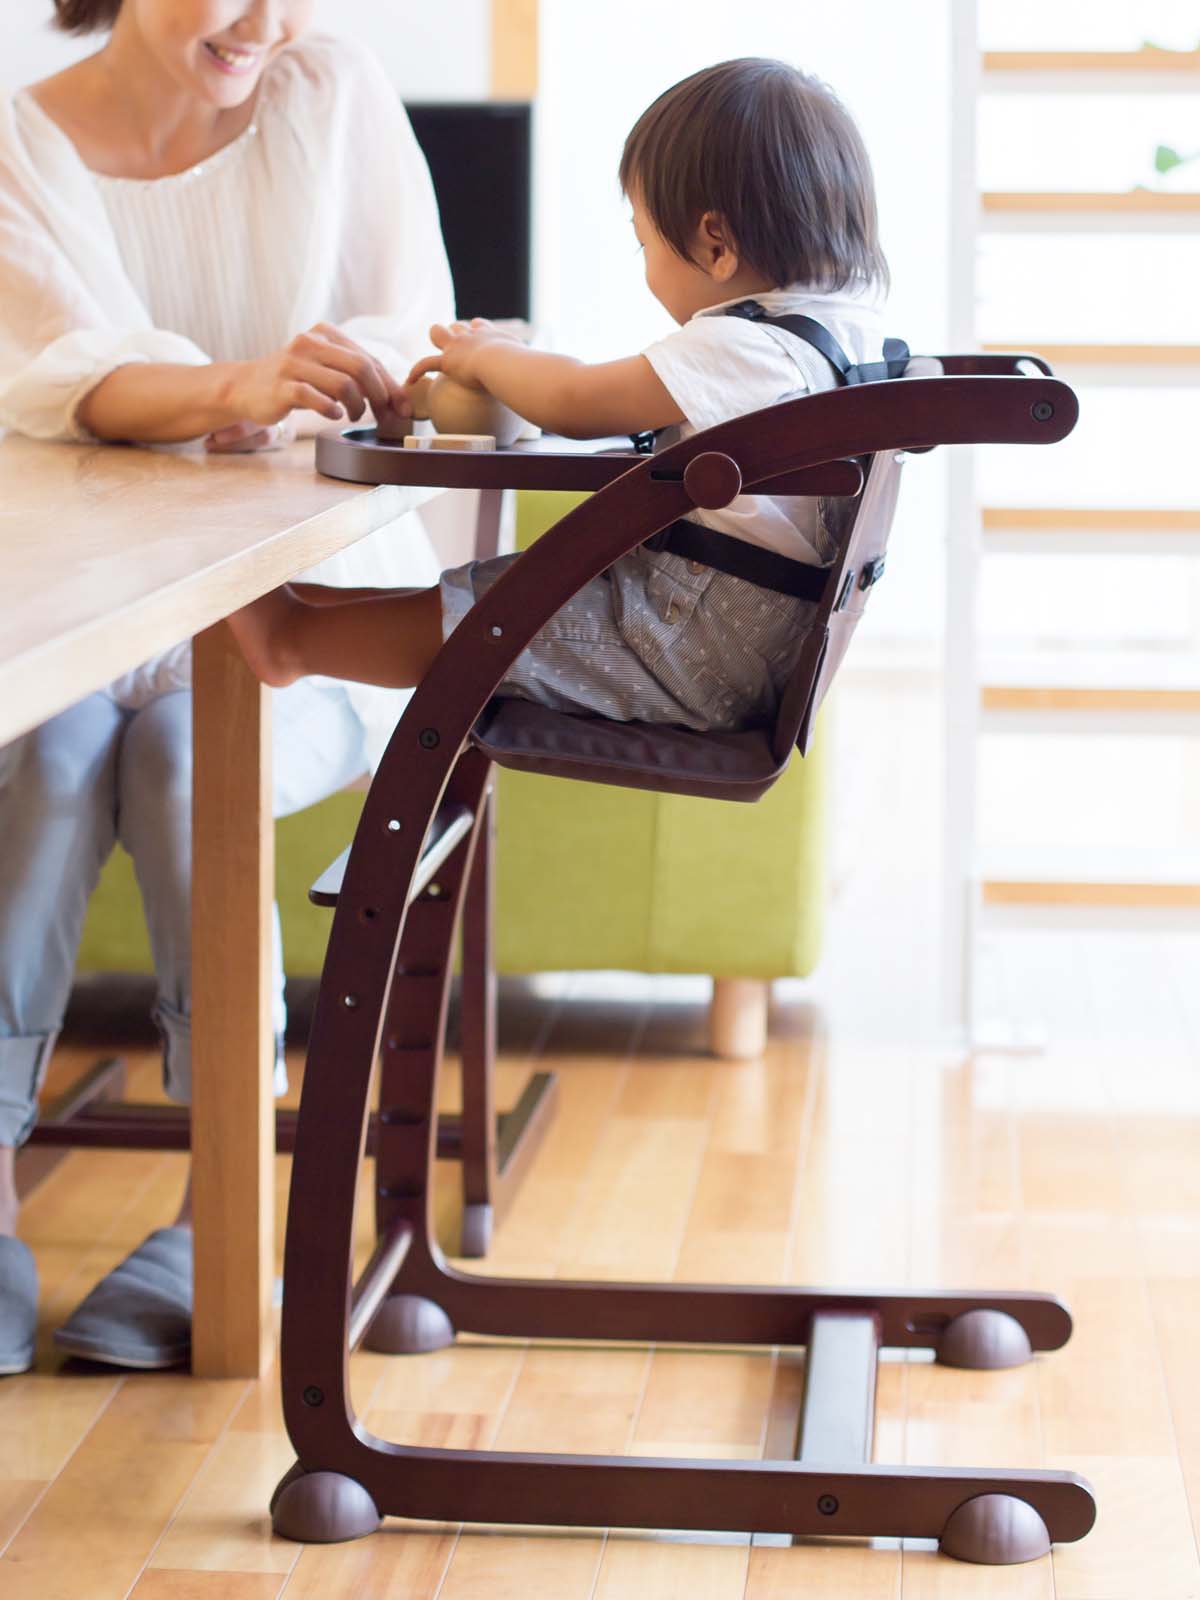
[385,819,402,833]
[302,1385,324,1407]
[343,994,359,1009]
[1031,400,1054,422]
[818,1494,839,1516]
[419,728,440,749]
[490,625,503,638]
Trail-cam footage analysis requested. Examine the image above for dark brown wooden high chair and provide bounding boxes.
[270,356,1098,1565]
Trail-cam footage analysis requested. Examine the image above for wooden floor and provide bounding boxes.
[2,669,1198,1599]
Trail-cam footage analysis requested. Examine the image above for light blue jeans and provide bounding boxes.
[0,679,372,1147]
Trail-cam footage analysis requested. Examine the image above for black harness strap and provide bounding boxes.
[642,518,828,601]
[722,298,911,385]
[642,300,908,598]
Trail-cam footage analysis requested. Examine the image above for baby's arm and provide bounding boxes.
[407,321,684,440]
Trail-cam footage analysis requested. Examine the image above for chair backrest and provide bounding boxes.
[772,356,944,761]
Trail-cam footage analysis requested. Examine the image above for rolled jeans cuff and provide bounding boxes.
[155,1000,287,1104]
[154,999,192,1105]
[0,1031,58,1147]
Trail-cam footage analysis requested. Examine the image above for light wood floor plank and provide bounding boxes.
[746,1540,901,1598]
[282,1526,458,1598]
[131,1572,284,1599]
[593,1536,749,1599]
[434,1531,604,1600]
[0,1376,242,1600]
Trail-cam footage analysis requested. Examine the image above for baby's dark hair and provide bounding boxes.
[619,57,888,293]
[52,0,121,33]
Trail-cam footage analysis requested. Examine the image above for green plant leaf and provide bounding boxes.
[1154,144,1183,173]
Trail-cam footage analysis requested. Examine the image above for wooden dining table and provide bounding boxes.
[0,430,437,1378]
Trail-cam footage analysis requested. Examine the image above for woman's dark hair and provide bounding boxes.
[52,0,122,34]
[619,57,889,293]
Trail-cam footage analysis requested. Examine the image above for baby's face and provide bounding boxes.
[629,193,725,325]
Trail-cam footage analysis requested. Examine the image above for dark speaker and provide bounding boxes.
[404,101,532,322]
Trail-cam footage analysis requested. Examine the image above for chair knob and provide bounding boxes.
[684,452,742,510]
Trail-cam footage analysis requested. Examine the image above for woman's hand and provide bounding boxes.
[227,324,405,426]
[204,417,294,454]
[405,318,518,391]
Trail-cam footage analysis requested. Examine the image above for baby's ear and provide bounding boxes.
[700,211,740,281]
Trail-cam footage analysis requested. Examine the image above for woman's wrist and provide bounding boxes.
[78,360,251,443]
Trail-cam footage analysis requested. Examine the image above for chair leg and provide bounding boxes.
[709,976,769,1059]
[273,746,1095,1559]
[456,782,558,1258]
[458,784,499,1258]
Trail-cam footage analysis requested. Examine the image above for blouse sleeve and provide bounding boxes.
[287,37,456,381]
[0,102,210,442]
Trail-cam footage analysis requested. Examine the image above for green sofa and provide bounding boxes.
[77,492,828,1055]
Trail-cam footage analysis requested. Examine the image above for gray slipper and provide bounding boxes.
[54,1226,192,1369]
[0,1236,38,1376]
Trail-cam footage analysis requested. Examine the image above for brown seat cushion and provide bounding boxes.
[470,699,789,803]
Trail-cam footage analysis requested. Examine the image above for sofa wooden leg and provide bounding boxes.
[709,978,769,1059]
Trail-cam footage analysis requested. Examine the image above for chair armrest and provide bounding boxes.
[936,353,1054,377]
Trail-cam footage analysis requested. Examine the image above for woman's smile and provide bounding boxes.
[201,39,263,76]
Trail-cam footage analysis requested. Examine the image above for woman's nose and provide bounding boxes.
[232,0,282,43]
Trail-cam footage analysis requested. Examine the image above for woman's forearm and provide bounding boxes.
[76,361,248,443]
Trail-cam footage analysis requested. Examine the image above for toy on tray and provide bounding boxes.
[376,375,525,450]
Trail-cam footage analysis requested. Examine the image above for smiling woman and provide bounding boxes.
[0,0,454,1375]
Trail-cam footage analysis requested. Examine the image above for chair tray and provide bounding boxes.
[470,699,788,802]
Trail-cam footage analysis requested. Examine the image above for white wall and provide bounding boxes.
[534,0,953,646]
[0,1,491,99]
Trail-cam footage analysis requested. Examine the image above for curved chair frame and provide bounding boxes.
[272,368,1097,1562]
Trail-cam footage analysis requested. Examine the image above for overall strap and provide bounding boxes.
[722,298,910,386]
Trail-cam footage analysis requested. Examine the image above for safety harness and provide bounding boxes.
[640,298,910,601]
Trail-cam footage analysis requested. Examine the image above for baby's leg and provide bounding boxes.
[227,583,444,690]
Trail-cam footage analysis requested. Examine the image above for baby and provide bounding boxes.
[229,56,890,733]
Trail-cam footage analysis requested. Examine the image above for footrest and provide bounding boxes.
[309,802,475,907]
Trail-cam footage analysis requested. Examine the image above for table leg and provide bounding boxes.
[191,623,275,1378]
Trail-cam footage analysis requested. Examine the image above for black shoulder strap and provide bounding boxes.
[722,298,910,386]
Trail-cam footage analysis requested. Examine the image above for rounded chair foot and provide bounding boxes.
[940,1494,1051,1565]
[271,1467,380,1544]
[937,1309,1033,1370]
[363,1293,455,1354]
[460,1203,494,1259]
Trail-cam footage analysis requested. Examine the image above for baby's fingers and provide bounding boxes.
[405,354,443,387]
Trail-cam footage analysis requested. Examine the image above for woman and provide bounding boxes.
[0,0,454,1373]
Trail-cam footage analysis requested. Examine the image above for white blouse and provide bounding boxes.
[0,33,455,763]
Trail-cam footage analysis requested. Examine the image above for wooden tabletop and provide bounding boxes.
[0,432,434,744]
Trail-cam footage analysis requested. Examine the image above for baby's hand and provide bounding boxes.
[405,318,512,390]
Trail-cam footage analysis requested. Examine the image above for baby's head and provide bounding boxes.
[620,58,887,324]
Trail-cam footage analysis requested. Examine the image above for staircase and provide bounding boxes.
[945,18,1200,1030]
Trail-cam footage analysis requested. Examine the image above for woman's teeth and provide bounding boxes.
[204,42,258,72]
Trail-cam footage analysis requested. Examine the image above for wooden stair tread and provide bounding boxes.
[982,342,1200,364]
[982,848,1200,907]
[983,191,1200,214]
[982,508,1200,531]
[983,49,1200,73]
[981,653,1200,711]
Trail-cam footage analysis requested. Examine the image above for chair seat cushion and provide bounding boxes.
[471,699,788,802]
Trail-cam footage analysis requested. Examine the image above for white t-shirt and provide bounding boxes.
[0,34,453,755]
[642,285,887,564]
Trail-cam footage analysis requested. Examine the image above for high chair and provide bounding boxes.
[270,355,1098,1565]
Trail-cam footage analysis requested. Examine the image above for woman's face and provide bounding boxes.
[125,1,315,107]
